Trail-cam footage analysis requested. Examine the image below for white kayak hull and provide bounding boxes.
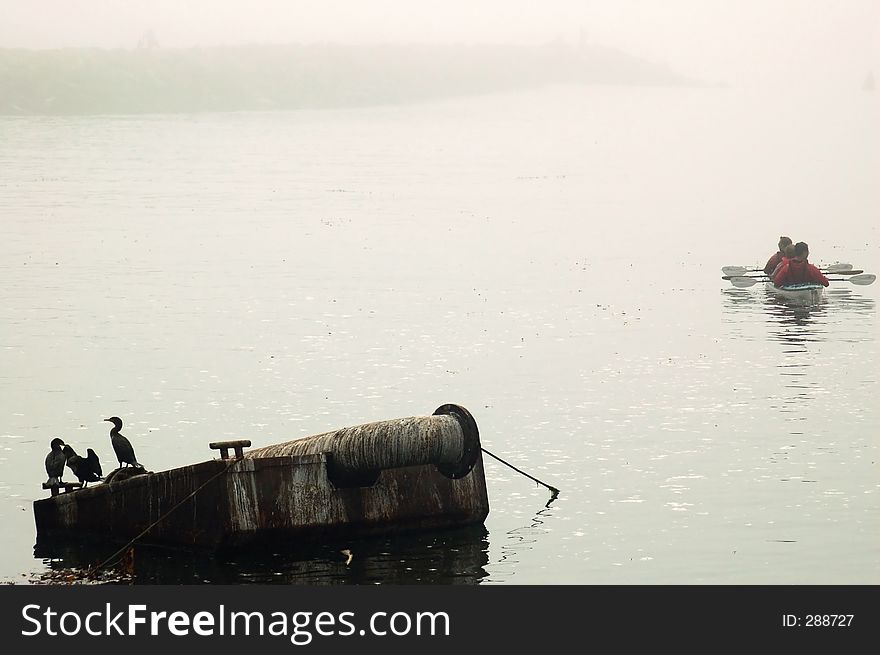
[764,281,825,305]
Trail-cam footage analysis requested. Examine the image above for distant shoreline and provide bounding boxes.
[0,42,691,116]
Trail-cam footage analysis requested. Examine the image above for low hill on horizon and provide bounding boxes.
[0,42,692,115]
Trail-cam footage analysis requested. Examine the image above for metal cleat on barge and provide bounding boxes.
[33,404,489,553]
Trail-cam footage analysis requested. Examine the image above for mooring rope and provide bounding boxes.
[87,459,236,580]
[85,447,556,579]
[481,447,560,498]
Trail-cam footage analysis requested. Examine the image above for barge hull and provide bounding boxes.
[33,407,490,552]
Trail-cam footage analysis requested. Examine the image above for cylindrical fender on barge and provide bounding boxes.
[244,404,481,485]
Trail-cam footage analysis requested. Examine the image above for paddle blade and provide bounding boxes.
[729,276,759,288]
[722,266,748,276]
[848,273,876,285]
[825,263,854,273]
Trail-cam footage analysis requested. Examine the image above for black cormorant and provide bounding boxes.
[44,438,66,486]
[104,416,142,468]
[86,448,103,479]
[62,444,102,487]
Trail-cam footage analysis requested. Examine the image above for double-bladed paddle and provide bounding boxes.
[722,269,864,280]
[726,273,875,288]
[722,263,853,276]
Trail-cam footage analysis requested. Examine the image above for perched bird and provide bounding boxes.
[86,448,103,479]
[62,444,102,487]
[104,416,142,469]
[44,438,66,486]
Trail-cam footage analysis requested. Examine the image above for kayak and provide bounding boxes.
[764,281,825,305]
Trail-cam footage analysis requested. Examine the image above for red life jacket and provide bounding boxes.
[770,256,790,279]
[764,251,784,275]
[773,259,830,287]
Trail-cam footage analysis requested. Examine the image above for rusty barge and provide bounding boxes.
[33,404,489,552]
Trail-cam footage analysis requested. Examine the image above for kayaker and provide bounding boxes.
[763,236,793,275]
[769,243,796,279]
[772,242,830,287]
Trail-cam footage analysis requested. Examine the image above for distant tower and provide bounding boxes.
[137,30,159,49]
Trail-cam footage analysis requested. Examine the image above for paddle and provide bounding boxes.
[836,273,876,285]
[722,269,864,280]
[727,276,764,287]
[722,263,853,276]
[726,274,875,288]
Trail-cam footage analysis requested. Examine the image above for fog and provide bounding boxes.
[2,1,879,591]
[1,0,877,88]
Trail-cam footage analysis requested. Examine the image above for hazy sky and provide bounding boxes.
[1,0,877,86]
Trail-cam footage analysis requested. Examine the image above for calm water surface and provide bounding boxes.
[1,85,877,584]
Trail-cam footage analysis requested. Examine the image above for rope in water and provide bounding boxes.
[481,447,560,497]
